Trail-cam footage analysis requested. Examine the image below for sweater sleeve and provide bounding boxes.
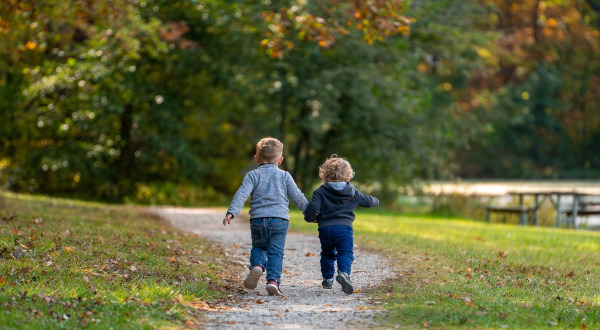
[286,172,309,211]
[303,189,322,222]
[357,191,379,208]
[226,173,254,216]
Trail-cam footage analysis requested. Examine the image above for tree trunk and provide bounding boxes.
[117,104,135,181]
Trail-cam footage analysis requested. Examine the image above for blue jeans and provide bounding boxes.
[249,218,289,284]
[318,225,354,279]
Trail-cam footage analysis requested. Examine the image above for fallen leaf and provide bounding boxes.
[423,321,431,328]
[275,314,284,317]
[305,252,315,257]
[282,270,291,274]
[255,299,264,304]
[353,289,361,293]
[0,276,6,286]
[498,251,507,258]
[63,246,74,252]
[462,297,474,307]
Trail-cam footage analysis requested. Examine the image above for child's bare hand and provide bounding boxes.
[223,213,233,226]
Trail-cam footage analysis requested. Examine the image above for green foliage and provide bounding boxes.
[0,191,232,328]
[1,0,599,203]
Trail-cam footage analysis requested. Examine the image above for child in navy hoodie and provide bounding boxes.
[303,155,379,294]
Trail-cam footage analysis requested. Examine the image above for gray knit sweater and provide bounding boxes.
[226,164,308,220]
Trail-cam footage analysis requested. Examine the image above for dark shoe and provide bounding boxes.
[243,266,263,290]
[336,272,354,294]
[266,281,283,296]
[322,278,334,289]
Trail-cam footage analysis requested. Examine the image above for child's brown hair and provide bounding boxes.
[319,155,355,183]
[256,137,283,164]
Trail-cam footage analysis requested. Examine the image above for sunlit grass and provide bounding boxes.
[0,192,232,328]
[290,209,600,328]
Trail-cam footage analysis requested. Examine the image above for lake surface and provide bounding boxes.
[425,180,600,196]
[425,180,600,230]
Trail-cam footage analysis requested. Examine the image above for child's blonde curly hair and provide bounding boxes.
[319,155,355,183]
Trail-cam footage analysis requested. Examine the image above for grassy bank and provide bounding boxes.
[0,192,232,328]
[290,209,600,328]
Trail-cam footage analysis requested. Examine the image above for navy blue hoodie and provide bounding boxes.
[303,182,379,228]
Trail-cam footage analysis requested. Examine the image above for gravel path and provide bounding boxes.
[153,207,396,329]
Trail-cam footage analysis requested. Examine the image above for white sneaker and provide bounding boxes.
[243,266,263,290]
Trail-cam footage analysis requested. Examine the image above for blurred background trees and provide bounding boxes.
[1,0,599,204]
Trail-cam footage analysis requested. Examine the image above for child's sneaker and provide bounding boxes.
[335,272,354,294]
[266,281,283,296]
[322,278,334,289]
[243,266,263,290]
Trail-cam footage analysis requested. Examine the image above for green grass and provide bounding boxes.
[290,209,600,329]
[0,192,232,329]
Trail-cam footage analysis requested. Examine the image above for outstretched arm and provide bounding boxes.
[357,191,379,208]
[224,173,254,226]
[286,172,309,211]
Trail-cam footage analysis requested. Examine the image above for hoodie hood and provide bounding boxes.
[323,182,355,203]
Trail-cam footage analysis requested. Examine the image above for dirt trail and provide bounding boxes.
[153,207,397,329]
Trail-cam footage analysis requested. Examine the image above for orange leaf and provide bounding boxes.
[305,252,315,257]
[0,276,6,286]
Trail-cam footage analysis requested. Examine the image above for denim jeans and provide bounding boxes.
[249,217,289,284]
[318,225,354,279]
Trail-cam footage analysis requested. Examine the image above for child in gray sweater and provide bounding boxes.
[223,137,308,295]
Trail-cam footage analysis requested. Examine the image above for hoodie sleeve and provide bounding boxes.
[357,191,379,208]
[303,189,322,222]
[285,172,309,211]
